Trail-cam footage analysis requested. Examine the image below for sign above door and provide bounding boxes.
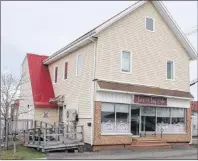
[134,95,167,106]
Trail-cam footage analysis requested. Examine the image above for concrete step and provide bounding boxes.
[126,143,172,149]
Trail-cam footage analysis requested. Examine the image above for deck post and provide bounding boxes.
[66,125,68,138]
[32,129,35,144]
[38,128,41,148]
[63,127,65,144]
[40,121,42,128]
[81,126,84,142]
[26,120,29,132]
[44,127,47,148]
[31,120,33,129]
[27,129,30,144]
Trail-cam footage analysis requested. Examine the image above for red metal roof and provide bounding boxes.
[191,101,198,112]
[27,53,57,108]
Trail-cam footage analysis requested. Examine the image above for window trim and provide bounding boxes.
[120,50,132,74]
[166,60,175,80]
[145,16,155,32]
[54,66,58,84]
[76,54,82,76]
[63,61,68,80]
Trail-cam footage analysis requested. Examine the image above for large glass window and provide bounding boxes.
[171,108,185,133]
[156,108,171,133]
[101,103,130,133]
[115,104,129,133]
[101,103,115,133]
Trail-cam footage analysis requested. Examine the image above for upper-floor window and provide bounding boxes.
[54,66,58,83]
[64,62,68,80]
[167,61,174,80]
[121,51,131,73]
[76,54,83,76]
[145,17,155,32]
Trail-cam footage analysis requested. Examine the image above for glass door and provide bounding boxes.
[131,107,140,135]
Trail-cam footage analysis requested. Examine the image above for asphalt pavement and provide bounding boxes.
[47,145,198,160]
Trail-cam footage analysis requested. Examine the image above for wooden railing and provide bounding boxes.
[26,124,84,148]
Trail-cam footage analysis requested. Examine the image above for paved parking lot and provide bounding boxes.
[47,145,198,160]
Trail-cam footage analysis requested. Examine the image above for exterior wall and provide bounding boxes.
[48,42,95,144]
[19,56,35,120]
[93,101,191,149]
[192,111,198,136]
[95,2,190,92]
[34,107,58,125]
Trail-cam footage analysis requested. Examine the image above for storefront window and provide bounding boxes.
[115,104,129,133]
[101,103,115,133]
[170,108,185,133]
[156,108,171,133]
[101,103,129,133]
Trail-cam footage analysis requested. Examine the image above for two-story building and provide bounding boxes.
[19,1,197,151]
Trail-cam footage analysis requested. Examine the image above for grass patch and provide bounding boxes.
[1,146,46,160]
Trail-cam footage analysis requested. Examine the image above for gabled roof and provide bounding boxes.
[43,1,197,65]
[27,53,57,108]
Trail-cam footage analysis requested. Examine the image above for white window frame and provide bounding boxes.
[166,60,175,80]
[145,17,155,32]
[63,61,68,81]
[120,50,132,73]
[53,66,58,84]
[76,54,83,76]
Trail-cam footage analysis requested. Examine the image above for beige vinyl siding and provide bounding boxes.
[19,56,35,120]
[34,108,58,125]
[95,2,190,92]
[48,42,95,144]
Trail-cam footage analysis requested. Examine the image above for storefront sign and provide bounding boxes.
[134,95,167,106]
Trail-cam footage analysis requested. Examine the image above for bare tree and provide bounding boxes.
[0,72,32,153]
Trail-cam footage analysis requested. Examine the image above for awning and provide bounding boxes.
[96,80,193,99]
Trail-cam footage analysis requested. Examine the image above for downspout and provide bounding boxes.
[88,36,98,146]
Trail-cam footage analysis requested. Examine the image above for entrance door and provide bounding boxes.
[59,106,63,123]
[131,107,140,135]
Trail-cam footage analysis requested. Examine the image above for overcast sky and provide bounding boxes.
[1,1,197,100]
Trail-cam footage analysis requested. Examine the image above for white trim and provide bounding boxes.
[166,60,175,81]
[53,66,58,84]
[97,88,193,101]
[120,50,132,74]
[145,16,155,32]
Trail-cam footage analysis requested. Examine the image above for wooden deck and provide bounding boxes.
[1,119,85,152]
[24,123,85,152]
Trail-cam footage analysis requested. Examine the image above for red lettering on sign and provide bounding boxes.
[134,95,167,106]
